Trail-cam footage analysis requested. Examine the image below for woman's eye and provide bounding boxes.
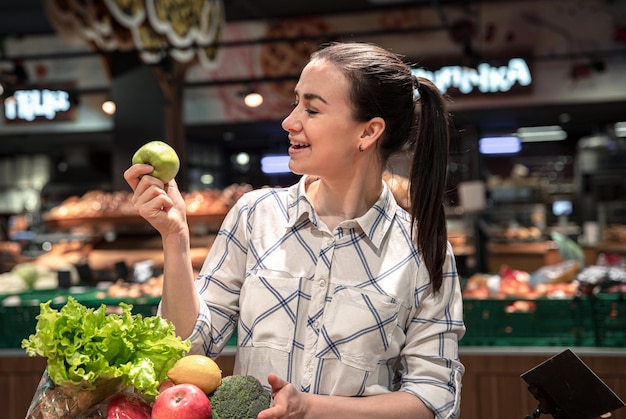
[291,100,317,115]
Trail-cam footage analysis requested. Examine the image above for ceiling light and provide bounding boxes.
[101,99,116,115]
[516,125,567,142]
[615,121,626,137]
[200,173,214,185]
[235,152,250,166]
[244,91,263,108]
[261,155,291,174]
[479,136,521,155]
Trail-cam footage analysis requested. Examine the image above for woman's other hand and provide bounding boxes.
[258,373,308,419]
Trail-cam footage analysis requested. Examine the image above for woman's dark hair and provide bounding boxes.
[311,42,450,293]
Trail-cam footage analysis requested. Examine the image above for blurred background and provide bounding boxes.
[0,2,625,417]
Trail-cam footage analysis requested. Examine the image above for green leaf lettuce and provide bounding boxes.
[21,297,190,398]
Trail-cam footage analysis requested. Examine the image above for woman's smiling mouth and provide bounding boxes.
[289,141,310,150]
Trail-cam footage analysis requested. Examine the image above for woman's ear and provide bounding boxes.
[359,117,385,152]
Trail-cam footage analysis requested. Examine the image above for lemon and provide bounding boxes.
[167,354,222,394]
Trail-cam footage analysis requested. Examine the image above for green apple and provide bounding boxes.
[132,140,180,183]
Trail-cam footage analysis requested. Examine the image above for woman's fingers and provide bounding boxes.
[124,164,155,191]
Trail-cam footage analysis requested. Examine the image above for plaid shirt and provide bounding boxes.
[187,175,465,418]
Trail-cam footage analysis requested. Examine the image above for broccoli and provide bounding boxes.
[208,375,272,419]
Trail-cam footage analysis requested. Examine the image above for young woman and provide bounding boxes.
[125,42,465,419]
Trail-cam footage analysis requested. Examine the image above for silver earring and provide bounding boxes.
[358,144,364,152]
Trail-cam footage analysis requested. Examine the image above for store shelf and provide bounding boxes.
[451,243,475,257]
[487,241,559,254]
[598,240,626,255]
[486,240,562,272]
[43,212,227,229]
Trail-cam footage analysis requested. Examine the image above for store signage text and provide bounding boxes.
[412,58,532,95]
[3,88,74,123]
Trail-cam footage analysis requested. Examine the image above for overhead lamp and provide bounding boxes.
[200,173,214,185]
[101,99,116,115]
[615,121,626,137]
[261,155,291,174]
[479,136,521,155]
[243,90,263,108]
[234,152,250,166]
[516,125,567,142]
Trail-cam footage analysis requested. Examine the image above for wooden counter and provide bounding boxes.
[486,240,607,272]
[4,347,625,419]
[486,241,563,272]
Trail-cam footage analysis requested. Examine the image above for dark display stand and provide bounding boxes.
[522,349,625,419]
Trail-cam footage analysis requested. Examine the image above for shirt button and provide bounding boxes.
[319,280,326,287]
[313,321,320,330]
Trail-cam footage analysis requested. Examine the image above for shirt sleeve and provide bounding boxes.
[400,243,466,419]
[186,195,251,357]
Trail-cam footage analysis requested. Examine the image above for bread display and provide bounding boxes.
[44,183,252,222]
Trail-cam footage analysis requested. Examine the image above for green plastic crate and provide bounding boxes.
[0,302,43,349]
[461,297,596,347]
[0,290,161,349]
[586,294,626,347]
[0,289,241,350]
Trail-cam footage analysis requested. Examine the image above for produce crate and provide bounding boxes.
[0,300,43,349]
[0,289,161,349]
[461,294,626,347]
[587,293,626,347]
[0,289,240,349]
[461,297,596,347]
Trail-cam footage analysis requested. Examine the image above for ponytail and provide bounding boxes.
[409,76,450,293]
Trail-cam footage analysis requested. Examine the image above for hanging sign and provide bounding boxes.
[412,57,532,96]
[3,85,76,123]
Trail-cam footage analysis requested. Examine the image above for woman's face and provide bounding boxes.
[282,59,366,179]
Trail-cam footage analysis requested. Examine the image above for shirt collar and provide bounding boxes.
[286,175,318,228]
[286,175,400,249]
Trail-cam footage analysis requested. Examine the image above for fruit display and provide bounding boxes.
[0,263,68,294]
[463,262,580,301]
[106,275,165,299]
[43,183,253,222]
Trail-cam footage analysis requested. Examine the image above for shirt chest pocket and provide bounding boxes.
[239,271,302,352]
[316,285,400,371]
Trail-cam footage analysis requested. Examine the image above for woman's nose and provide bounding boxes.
[281,109,299,132]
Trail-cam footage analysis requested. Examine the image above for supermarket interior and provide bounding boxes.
[1,0,625,418]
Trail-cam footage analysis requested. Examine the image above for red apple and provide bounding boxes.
[152,383,212,419]
[107,392,152,419]
[159,378,176,392]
